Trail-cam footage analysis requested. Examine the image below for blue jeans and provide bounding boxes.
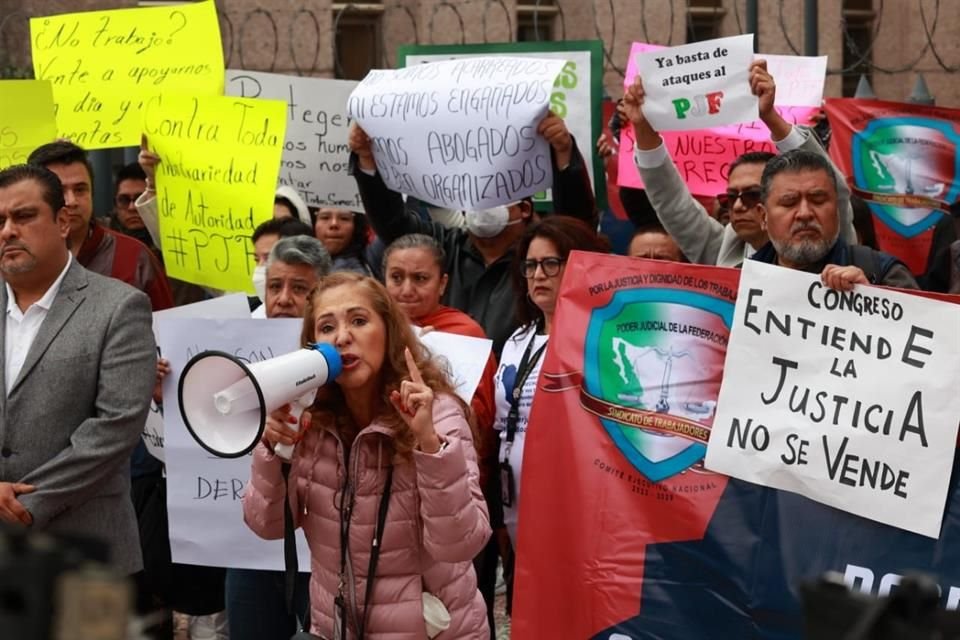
[225,568,311,640]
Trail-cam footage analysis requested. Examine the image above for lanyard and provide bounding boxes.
[336,449,394,640]
[504,331,547,450]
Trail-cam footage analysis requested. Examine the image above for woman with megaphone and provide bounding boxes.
[243,272,491,639]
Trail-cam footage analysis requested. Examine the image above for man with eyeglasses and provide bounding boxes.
[111,162,154,251]
[27,141,174,311]
[621,60,856,267]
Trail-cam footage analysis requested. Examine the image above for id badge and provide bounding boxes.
[500,460,515,508]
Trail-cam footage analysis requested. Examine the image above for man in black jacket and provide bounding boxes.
[752,149,917,290]
[348,113,596,358]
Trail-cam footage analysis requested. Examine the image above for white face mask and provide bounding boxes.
[251,264,267,301]
[465,204,522,238]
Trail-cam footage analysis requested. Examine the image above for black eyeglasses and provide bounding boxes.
[115,193,143,209]
[522,257,565,278]
[717,187,762,209]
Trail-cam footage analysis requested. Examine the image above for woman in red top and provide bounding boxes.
[382,233,501,637]
[382,234,497,467]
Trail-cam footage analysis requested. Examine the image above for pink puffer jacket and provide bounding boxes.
[243,393,491,639]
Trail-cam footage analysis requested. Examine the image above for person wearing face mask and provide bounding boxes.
[620,60,856,267]
[248,217,314,316]
[348,113,595,360]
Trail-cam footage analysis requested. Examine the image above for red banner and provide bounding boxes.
[512,252,739,638]
[825,98,959,274]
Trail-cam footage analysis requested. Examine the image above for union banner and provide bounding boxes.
[511,251,960,639]
[826,98,959,275]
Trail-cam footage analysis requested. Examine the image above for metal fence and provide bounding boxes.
[1,0,957,81]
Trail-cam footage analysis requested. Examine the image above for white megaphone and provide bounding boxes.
[177,343,342,459]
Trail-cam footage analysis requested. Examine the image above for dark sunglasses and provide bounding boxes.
[522,257,565,278]
[717,188,762,209]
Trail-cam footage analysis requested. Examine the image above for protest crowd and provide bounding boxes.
[2,3,959,640]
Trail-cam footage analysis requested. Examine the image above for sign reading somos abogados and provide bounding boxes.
[705,260,960,539]
[347,56,566,211]
[398,40,606,210]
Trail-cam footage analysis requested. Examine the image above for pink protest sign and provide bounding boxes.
[619,42,820,195]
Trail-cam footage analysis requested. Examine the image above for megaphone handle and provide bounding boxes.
[274,393,314,460]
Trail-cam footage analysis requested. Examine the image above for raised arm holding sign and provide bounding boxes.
[635,35,758,132]
[620,59,856,268]
[347,57,568,210]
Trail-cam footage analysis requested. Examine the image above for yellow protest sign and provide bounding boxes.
[30,0,224,150]
[146,94,286,292]
[0,80,57,168]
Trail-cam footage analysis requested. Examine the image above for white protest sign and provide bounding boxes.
[636,34,758,132]
[401,43,601,209]
[225,70,363,212]
[158,317,310,569]
[762,54,827,108]
[144,294,253,462]
[705,261,960,538]
[419,329,492,404]
[347,57,566,210]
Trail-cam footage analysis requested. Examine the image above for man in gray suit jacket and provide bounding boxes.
[0,163,156,575]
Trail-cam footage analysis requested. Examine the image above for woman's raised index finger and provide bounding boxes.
[404,347,425,384]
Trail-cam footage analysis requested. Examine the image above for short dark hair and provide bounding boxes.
[513,215,610,329]
[618,187,658,228]
[251,217,313,243]
[729,151,776,178]
[628,223,689,262]
[0,164,66,217]
[383,233,446,272]
[760,149,838,203]
[114,162,146,194]
[27,140,95,185]
[629,221,671,241]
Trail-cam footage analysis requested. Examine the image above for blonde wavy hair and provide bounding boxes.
[300,272,473,456]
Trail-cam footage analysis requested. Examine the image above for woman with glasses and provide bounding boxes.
[496,217,609,549]
[314,207,375,275]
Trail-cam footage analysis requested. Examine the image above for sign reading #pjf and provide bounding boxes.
[347,57,565,211]
[30,0,224,149]
[636,34,758,132]
[145,95,286,293]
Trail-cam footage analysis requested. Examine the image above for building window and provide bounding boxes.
[842,0,874,97]
[517,0,557,42]
[333,3,383,80]
[686,0,725,43]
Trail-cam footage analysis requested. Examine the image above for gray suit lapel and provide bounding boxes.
[9,262,88,395]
